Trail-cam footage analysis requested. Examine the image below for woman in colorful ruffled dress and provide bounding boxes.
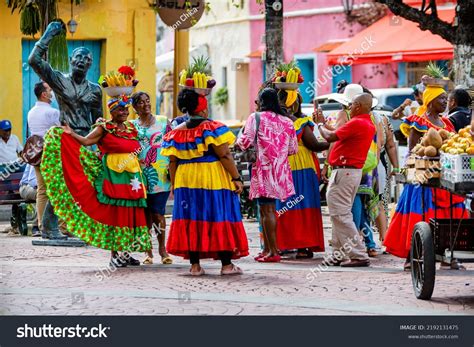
[276,90,329,258]
[161,89,248,276]
[42,95,151,267]
[131,91,173,265]
[384,86,467,269]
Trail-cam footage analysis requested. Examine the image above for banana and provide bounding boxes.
[193,72,198,88]
[201,73,206,88]
[287,69,294,83]
[179,69,187,85]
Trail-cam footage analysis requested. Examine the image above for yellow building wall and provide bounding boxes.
[0,0,156,142]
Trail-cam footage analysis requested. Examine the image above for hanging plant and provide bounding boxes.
[214,86,228,106]
[20,3,41,37]
[48,19,69,72]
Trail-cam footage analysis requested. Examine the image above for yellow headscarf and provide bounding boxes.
[416,85,446,116]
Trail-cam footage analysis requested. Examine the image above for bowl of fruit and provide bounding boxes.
[272,61,303,90]
[99,66,139,97]
[178,56,216,96]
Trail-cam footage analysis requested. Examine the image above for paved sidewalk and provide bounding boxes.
[1,207,473,315]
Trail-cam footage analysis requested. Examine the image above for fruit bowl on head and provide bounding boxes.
[273,82,302,91]
[104,86,135,97]
[178,85,213,96]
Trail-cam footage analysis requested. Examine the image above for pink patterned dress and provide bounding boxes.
[236,111,298,201]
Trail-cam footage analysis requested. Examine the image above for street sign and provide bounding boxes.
[156,0,205,30]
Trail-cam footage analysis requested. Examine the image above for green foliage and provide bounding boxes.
[213,86,228,106]
[20,3,40,36]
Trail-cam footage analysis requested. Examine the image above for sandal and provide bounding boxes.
[257,254,281,263]
[143,256,153,265]
[403,262,411,271]
[161,256,173,265]
[221,264,243,275]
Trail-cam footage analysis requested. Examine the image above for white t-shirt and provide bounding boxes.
[0,134,23,164]
[27,101,60,137]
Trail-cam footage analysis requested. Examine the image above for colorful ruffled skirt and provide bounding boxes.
[166,153,249,259]
[384,184,467,258]
[41,127,151,252]
[276,143,324,251]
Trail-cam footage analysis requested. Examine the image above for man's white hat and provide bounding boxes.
[330,83,378,108]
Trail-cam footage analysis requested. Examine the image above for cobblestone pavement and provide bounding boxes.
[1,207,473,315]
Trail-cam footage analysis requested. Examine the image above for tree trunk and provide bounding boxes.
[264,0,283,81]
[452,44,474,88]
[452,0,474,88]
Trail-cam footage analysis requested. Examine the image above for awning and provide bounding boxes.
[313,39,348,53]
[327,8,454,65]
[247,49,262,58]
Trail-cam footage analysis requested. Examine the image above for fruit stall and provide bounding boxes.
[396,126,474,300]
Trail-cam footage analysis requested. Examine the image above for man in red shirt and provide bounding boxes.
[317,93,375,267]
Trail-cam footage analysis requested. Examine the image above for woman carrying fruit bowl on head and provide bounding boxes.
[172,58,216,129]
[274,83,330,259]
[41,93,151,268]
[130,91,173,265]
[384,85,468,269]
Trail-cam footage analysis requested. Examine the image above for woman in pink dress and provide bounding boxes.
[236,88,298,262]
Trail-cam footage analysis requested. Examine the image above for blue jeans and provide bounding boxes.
[352,194,376,250]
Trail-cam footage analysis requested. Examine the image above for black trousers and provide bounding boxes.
[189,251,232,266]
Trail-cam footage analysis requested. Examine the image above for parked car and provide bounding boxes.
[303,87,414,146]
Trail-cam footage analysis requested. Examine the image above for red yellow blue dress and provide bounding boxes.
[161,120,249,259]
[276,116,324,251]
[41,122,151,252]
[384,114,467,258]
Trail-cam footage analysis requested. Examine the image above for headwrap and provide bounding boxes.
[194,95,208,113]
[416,85,446,116]
[108,95,131,112]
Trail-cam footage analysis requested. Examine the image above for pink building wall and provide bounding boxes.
[248,0,398,111]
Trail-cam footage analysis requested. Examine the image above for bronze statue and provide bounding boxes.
[28,22,103,137]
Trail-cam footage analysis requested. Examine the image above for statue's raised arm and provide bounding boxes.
[28,22,65,88]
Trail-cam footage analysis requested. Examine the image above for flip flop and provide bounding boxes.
[161,256,173,265]
[295,250,313,259]
[257,254,281,263]
[190,267,205,276]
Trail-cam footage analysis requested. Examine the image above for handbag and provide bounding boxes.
[20,135,44,167]
[236,112,260,163]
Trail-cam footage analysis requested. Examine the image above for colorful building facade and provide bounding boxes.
[0,0,156,142]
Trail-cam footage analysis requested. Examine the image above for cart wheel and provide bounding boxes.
[410,222,436,300]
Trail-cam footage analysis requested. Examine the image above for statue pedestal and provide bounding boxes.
[32,238,86,247]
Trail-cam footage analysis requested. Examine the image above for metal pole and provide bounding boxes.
[173,30,189,118]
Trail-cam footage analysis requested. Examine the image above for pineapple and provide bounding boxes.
[425,61,446,79]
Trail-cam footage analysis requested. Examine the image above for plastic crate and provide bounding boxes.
[440,153,474,172]
[440,153,474,183]
[430,218,474,254]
